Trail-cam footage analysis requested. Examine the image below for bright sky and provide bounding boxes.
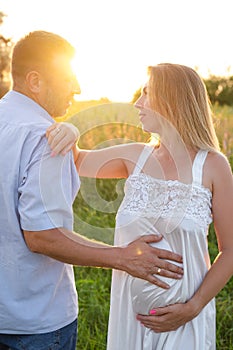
[1,0,233,102]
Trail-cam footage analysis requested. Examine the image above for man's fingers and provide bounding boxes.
[141,234,163,244]
[138,234,184,277]
[160,260,183,276]
[153,266,183,280]
[139,235,183,264]
[158,248,183,264]
[146,274,170,289]
[125,235,183,288]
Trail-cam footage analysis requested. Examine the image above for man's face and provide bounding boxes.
[39,54,80,118]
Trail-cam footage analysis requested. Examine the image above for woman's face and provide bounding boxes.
[134,83,162,133]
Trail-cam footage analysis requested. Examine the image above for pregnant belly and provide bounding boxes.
[130,237,183,315]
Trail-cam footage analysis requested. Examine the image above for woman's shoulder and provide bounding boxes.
[120,142,151,157]
[207,151,231,170]
[121,142,153,174]
[206,150,232,184]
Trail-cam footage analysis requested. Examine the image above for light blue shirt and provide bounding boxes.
[0,91,80,333]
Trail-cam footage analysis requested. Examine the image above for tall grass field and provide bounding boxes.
[63,101,233,349]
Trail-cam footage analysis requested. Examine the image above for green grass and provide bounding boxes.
[74,267,111,350]
[67,101,233,349]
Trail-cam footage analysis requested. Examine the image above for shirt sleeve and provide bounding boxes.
[18,136,77,231]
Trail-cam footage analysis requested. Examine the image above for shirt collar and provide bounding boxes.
[3,90,54,124]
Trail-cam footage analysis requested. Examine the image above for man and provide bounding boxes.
[0,31,183,350]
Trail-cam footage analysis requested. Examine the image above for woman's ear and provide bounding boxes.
[25,71,41,93]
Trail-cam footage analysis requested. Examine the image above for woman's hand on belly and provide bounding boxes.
[136,301,196,332]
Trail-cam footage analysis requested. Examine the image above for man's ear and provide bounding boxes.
[25,71,42,93]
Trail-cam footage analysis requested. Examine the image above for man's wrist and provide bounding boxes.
[111,246,126,271]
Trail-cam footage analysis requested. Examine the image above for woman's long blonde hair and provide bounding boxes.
[148,63,220,151]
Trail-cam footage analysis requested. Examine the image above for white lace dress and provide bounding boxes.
[107,146,216,350]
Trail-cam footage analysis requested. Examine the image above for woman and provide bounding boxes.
[47,63,233,349]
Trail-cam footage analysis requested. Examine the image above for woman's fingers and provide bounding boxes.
[46,122,80,155]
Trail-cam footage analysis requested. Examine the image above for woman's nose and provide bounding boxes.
[134,96,144,109]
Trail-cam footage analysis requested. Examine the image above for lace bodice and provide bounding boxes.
[117,147,213,229]
[118,173,212,228]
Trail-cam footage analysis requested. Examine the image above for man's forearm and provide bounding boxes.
[23,228,184,286]
[23,227,122,268]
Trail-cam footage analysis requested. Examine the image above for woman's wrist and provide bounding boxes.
[186,295,206,319]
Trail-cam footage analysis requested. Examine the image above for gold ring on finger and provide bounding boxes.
[157,268,161,274]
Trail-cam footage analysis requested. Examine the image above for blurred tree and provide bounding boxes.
[204,75,233,106]
[0,11,13,98]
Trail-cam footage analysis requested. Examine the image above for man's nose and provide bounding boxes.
[72,77,81,95]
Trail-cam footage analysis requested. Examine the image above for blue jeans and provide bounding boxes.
[0,319,77,350]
